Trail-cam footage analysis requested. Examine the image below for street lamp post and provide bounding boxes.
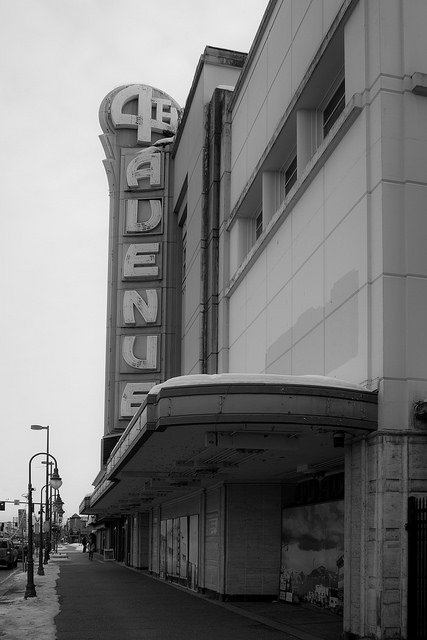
[42,460,53,563]
[52,489,64,551]
[25,453,62,599]
[37,485,48,576]
[44,461,54,563]
[53,492,64,551]
[31,425,50,563]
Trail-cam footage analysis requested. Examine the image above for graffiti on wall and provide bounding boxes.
[280,500,344,614]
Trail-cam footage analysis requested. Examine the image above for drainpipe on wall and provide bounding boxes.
[200,103,211,373]
[201,89,224,373]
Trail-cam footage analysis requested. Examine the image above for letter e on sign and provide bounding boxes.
[123,243,160,280]
[120,382,157,418]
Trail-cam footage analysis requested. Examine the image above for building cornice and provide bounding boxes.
[172,46,246,158]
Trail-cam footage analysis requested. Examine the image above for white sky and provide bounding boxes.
[0,0,267,522]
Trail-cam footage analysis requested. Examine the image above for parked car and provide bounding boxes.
[0,539,18,569]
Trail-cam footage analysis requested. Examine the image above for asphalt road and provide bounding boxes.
[55,546,287,640]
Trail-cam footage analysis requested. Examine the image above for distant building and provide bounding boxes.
[66,513,90,543]
[81,2,427,639]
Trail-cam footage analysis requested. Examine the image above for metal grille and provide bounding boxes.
[407,496,427,639]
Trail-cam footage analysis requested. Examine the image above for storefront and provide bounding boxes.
[85,374,377,604]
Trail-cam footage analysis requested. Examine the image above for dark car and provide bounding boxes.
[0,539,18,569]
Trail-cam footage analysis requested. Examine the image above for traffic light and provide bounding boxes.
[0,501,5,511]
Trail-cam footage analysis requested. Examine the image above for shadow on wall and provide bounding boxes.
[266,270,359,373]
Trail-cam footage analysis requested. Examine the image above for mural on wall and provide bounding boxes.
[280,500,344,614]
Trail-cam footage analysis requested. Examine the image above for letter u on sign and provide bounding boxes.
[122,335,158,369]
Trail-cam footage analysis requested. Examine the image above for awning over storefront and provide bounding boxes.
[83,374,377,516]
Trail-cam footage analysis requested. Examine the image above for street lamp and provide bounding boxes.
[25,452,62,599]
[52,491,64,552]
[42,460,53,563]
[31,425,50,563]
[37,485,48,576]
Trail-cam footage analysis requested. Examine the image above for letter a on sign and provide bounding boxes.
[127,148,161,189]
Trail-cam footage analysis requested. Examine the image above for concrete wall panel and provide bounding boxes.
[266,0,292,90]
[226,484,281,596]
[266,55,292,143]
[245,314,267,373]
[402,0,427,74]
[325,287,368,383]
[266,215,292,300]
[291,247,324,344]
[290,0,323,96]
[324,198,368,314]
[291,323,324,376]
[405,183,427,277]
[406,276,427,380]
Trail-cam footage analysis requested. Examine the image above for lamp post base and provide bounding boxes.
[37,566,45,576]
[24,584,37,598]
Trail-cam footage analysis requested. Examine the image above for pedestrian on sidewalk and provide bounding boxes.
[81,535,87,553]
[88,532,96,560]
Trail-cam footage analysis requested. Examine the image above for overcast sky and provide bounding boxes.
[0,0,266,523]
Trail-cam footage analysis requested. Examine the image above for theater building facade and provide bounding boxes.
[81,1,427,638]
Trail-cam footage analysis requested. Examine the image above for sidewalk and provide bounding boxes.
[226,599,342,640]
[0,545,343,640]
[0,555,59,639]
[139,571,343,640]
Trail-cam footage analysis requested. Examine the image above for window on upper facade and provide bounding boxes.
[181,217,187,287]
[255,210,263,240]
[323,79,345,137]
[279,154,297,203]
[283,156,297,197]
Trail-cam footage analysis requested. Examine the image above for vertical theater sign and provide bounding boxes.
[99,85,182,457]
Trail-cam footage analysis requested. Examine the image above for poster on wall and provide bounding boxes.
[280,500,344,615]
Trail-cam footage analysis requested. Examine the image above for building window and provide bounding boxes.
[279,155,297,202]
[323,79,345,137]
[283,156,297,196]
[255,211,263,240]
[181,221,187,292]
